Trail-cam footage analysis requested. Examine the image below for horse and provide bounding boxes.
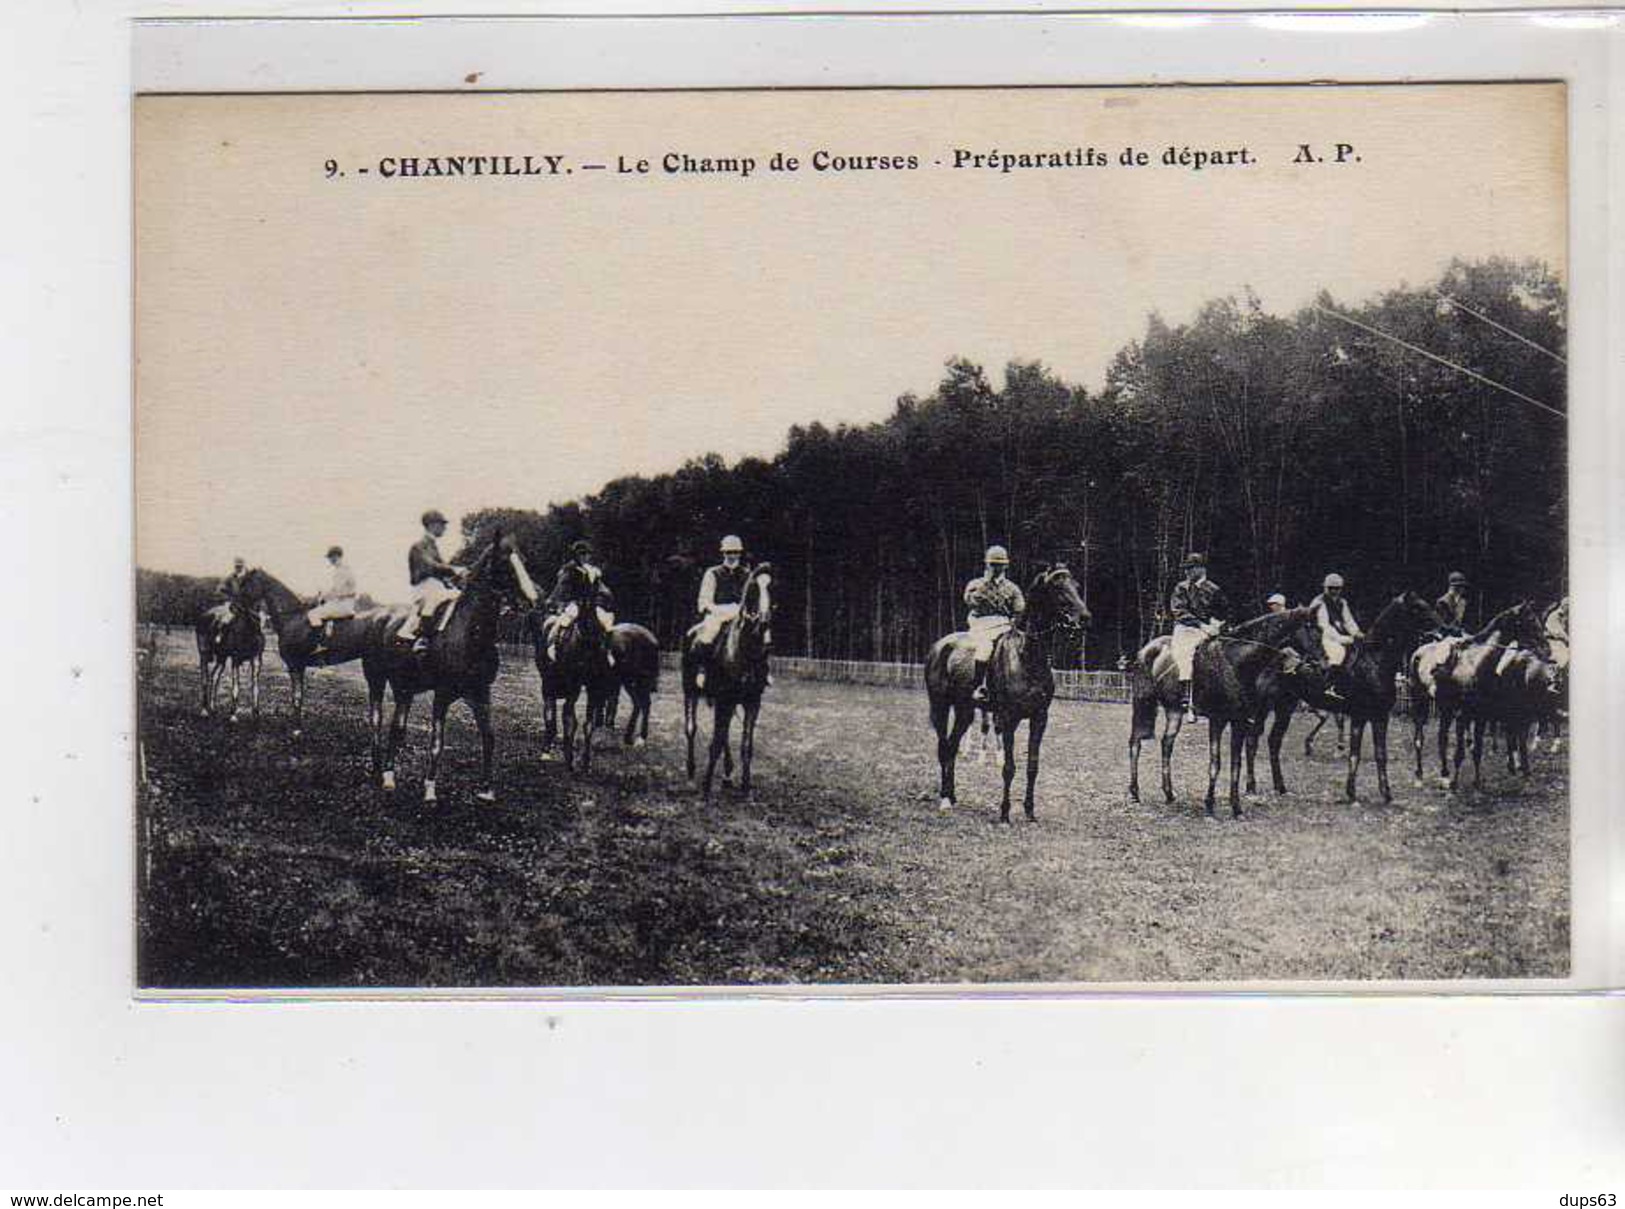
[1234,607,1331,797]
[682,564,774,796]
[1293,591,1445,803]
[193,599,264,721]
[528,564,617,773]
[598,623,661,747]
[240,566,373,737]
[1128,607,1319,818]
[1409,601,1549,791]
[362,531,539,804]
[925,564,1089,823]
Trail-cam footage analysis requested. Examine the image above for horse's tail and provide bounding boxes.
[1128,640,1165,741]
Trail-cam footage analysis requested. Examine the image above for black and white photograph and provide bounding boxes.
[134,82,1570,991]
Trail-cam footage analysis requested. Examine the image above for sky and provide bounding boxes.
[135,84,1566,598]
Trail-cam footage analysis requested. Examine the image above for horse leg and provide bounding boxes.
[1336,715,1347,753]
[639,690,651,746]
[383,689,414,795]
[740,697,760,795]
[290,667,306,739]
[1450,714,1469,791]
[250,656,262,718]
[561,690,578,772]
[367,679,387,788]
[1267,709,1292,795]
[1023,710,1047,821]
[226,660,241,721]
[935,700,971,810]
[580,686,598,775]
[540,691,559,756]
[1128,735,1141,803]
[424,692,451,804]
[1302,709,1324,757]
[1373,716,1392,804]
[998,715,1018,824]
[1203,720,1222,818]
[471,692,496,803]
[684,689,698,780]
[1242,717,1260,797]
[198,646,211,716]
[704,699,735,797]
[1345,718,1366,803]
[1471,718,1485,788]
[1229,723,1247,818]
[1161,709,1183,805]
[623,689,638,747]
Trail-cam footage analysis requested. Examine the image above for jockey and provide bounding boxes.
[544,539,617,665]
[691,534,751,691]
[307,545,359,654]
[216,557,250,624]
[1435,571,1472,632]
[1311,572,1362,702]
[1169,552,1227,722]
[965,544,1025,705]
[1544,596,1569,687]
[1265,592,1288,614]
[397,509,466,651]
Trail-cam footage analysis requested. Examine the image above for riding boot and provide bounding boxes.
[1182,679,1197,723]
[1323,667,1347,703]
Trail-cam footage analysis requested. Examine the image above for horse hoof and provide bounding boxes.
[634,738,646,749]
[937,797,953,812]
[475,789,496,805]
[381,771,396,792]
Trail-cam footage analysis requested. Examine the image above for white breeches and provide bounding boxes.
[968,614,1013,661]
[414,579,461,616]
[694,604,740,645]
[1322,633,1353,667]
[1170,623,1207,680]
[308,598,357,625]
[557,601,615,633]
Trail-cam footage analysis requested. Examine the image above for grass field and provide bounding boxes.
[136,631,1569,987]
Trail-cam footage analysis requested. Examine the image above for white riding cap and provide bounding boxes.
[985,545,1010,565]
[720,534,744,554]
[1324,573,1345,589]
[1266,592,1287,606]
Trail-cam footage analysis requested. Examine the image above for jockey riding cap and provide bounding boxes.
[1183,552,1206,570]
[327,545,343,560]
[422,509,447,527]
[1324,572,1345,590]
[1266,592,1286,607]
[985,545,1010,565]
[571,539,593,558]
[721,534,744,554]
[1448,570,1468,587]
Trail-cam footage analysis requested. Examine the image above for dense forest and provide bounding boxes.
[143,258,1566,669]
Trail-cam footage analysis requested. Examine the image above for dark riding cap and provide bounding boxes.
[571,539,593,558]
[1448,570,1468,586]
[422,509,447,528]
[1183,552,1206,570]
[326,545,343,559]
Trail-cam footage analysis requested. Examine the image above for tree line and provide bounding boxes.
[142,257,1566,668]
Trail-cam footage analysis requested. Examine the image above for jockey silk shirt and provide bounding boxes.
[964,573,1025,619]
[698,563,750,613]
[1170,577,1228,627]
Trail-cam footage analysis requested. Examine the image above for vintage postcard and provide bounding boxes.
[134,83,1569,990]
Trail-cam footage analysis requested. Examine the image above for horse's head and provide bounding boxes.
[742,563,774,629]
[469,529,540,608]
[1497,599,1549,653]
[1027,563,1089,634]
[1374,590,1446,648]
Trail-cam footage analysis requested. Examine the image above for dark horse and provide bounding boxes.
[194,599,265,720]
[1128,607,1319,818]
[528,564,617,773]
[362,531,539,803]
[241,566,372,737]
[1294,591,1445,803]
[682,564,774,796]
[598,623,661,747]
[925,564,1089,823]
[1408,601,1548,791]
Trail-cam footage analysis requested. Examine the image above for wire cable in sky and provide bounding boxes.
[1437,291,1567,365]
[1313,304,1566,421]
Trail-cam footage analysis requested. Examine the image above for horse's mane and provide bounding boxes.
[1465,601,1529,646]
[1229,607,1311,640]
[247,567,305,613]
